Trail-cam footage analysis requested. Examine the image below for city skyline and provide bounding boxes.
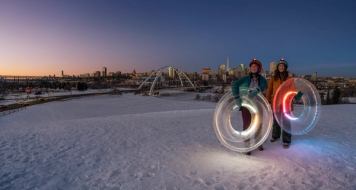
[2,63,354,80]
[1,0,356,77]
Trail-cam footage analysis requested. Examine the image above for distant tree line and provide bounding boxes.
[0,81,89,92]
[322,87,341,105]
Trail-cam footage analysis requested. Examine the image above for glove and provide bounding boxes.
[248,88,260,98]
[234,96,242,111]
[294,91,303,101]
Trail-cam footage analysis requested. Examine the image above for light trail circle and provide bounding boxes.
[213,89,273,153]
[273,78,321,135]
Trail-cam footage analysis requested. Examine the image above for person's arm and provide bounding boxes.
[266,78,273,103]
[289,76,303,101]
[232,78,243,110]
[260,77,268,96]
[231,78,242,98]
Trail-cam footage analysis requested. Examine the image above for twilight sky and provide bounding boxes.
[0,0,356,76]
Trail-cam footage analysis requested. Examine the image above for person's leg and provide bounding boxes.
[282,118,292,144]
[282,130,291,143]
[271,116,281,141]
[256,125,264,151]
[256,120,264,151]
[279,116,291,148]
[241,107,251,130]
[242,107,263,152]
[241,107,252,155]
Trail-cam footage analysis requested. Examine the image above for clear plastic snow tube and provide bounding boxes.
[213,89,273,153]
[273,78,321,135]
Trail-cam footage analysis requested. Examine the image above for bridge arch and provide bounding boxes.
[137,66,196,96]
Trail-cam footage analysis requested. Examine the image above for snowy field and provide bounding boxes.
[0,88,119,106]
[0,94,355,190]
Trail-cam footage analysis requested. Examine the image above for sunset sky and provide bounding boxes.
[1,0,356,76]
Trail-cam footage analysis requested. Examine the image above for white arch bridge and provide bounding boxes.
[137,66,197,96]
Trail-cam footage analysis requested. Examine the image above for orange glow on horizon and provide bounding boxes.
[0,60,149,77]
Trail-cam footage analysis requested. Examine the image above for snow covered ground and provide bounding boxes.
[342,97,356,104]
[0,94,355,190]
[0,88,115,106]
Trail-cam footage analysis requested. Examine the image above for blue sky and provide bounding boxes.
[1,0,355,76]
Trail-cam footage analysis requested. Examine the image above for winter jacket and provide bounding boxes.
[232,74,268,98]
[266,75,297,113]
[266,75,297,102]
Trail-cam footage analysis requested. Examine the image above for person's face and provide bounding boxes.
[278,64,286,72]
[250,64,259,74]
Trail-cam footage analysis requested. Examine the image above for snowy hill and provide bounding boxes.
[0,94,355,190]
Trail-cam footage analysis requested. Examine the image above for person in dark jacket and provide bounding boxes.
[232,58,268,155]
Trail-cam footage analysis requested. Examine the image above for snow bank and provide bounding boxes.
[341,97,356,104]
[1,89,113,106]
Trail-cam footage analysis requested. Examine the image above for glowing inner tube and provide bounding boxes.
[283,91,298,121]
[230,102,259,139]
[273,78,321,135]
[213,89,273,153]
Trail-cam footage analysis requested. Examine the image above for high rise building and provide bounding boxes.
[269,62,276,75]
[218,64,226,76]
[239,64,245,72]
[94,71,101,78]
[312,72,318,81]
[102,67,107,77]
[228,69,235,77]
[236,64,247,77]
[226,56,230,71]
[168,66,175,79]
[201,67,212,81]
[80,73,90,78]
